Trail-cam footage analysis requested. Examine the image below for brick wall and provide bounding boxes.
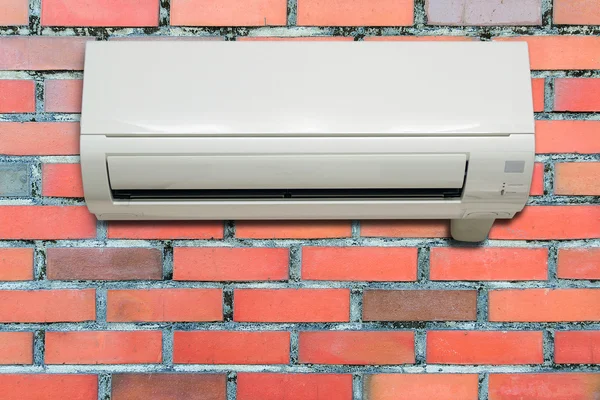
[0,0,599,399]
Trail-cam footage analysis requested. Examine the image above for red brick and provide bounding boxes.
[555,0,600,25]
[0,332,33,364]
[535,120,600,154]
[365,374,479,400]
[0,0,29,25]
[0,80,34,113]
[171,0,286,26]
[531,78,544,112]
[45,79,82,113]
[174,331,290,364]
[237,373,353,400]
[0,374,97,400]
[0,122,80,156]
[173,247,289,281]
[494,36,600,70]
[238,36,354,41]
[107,289,223,322]
[0,37,89,70]
[489,289,600,322]
[364,36,475,41]
[555,162,600,195]
[555,331,600,364]
[108,221,224,239]
[0,206,97,239]
[530,162,545,195]
[297,0,413,26]
[0,289,95,322]
[109,36,225,41]
[363,290,477,321]
[302,247,417,281]
[558,248,600,279]
[555,78,600,111]
[489,206,600,240]
[0,248,33,281]
[112,374,226,400]
[430,247,548,281]
[234,289,350,322]
[45,331,162,364]
[489,373,600,400]
[46,247,162,280]
[361,220,449,238]
[236,221,351,239]
[41,0,159,26]
[427,331,543,365]
[299,331,414,365]
[42,163,83,197]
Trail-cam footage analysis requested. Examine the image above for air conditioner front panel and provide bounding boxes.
[107,154,467,190]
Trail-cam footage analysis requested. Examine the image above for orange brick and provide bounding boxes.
[535,120,600,154]
[0,0,29,25]
[489,206,600,240]
[42,163,83,197]
[234,289,350,322]
[555,78,600,111]
[0,37,89,70]
[297,0,413,26]
[530,162,545,196]
[0,289,95,322]
[494,36,600,70]
[0,374,97,400]
[0,122,80,156]
[0,248,33,281]
[173,247,289,281]
[171,0,286,26]
[45,79,82,113]
[0,80,34,113]
[558,248,600,279]
[237,373,353,400]
[45,331,162,364]
[555,0,600,25]
[364,36,475,41]
[112,374,226,400]
[427,331,543,365]
[0,332,33,364]
[236,221,351,239]
[301,247,417,281]
[107,221,224,239]
[0,206,97,239]
[531,78,544,112]
[489,289,600,322]
[238,37,354,41]
[489,373,600,400]
[430,247,548,281]
[41,0,159,26]
[555,162,600,195]
[174,331,290,364]
[555,331,600,364]
[299,331,414,365]
[361,220,449,238]
[365,374,479,400]
[107,289,223,322]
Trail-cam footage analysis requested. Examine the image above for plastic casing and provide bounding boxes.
[80,41,535,240]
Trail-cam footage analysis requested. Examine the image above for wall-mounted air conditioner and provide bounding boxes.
[80,41,535,242]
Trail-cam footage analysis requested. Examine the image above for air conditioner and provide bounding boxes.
[80,41,535,242]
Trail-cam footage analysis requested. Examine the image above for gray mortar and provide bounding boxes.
[0,4,599,400]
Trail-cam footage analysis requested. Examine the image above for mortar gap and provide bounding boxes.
[226,371,237,400]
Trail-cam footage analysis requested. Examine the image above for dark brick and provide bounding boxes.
[0,164,29,197]
[112,374,226,400]
[46,248,162,280]
[363,290,477,321]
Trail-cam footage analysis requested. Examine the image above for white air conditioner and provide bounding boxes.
[80,41,535,242]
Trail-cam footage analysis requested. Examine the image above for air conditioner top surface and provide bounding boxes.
[81,41,534,136]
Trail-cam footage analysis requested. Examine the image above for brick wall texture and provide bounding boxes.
[0,0,600,399]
